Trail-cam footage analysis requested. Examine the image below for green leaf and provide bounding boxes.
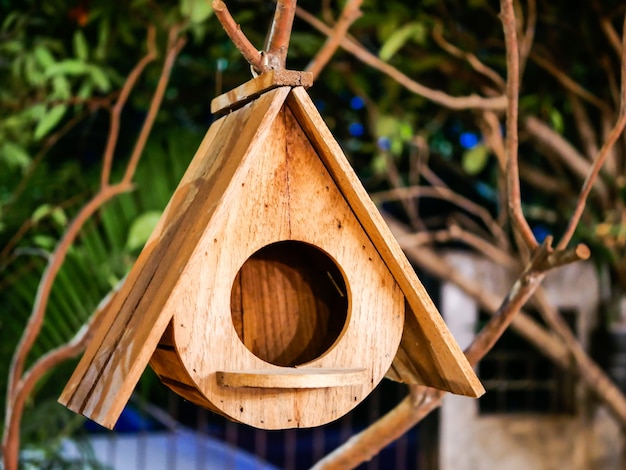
[379,22,426,61]
[73,30,89,61]
[371,154,388,175]
[32,234,57,250]
[95,19,110,61]
[34,46,55,68]
[2,11,20,31]
[462,144,490,175]
[34,105,67,140]
[77,81,93,101]
[376,115,400,138]
[44,59,89,78]
[550,108,564,134]
[180,0,214,24]
[126,211,162,251]
[51,207,68,227]
[88,65,111,92]
[24,55,44,86]
[51,75,71,100]
[32,204,52,223]
[1,142,31,170]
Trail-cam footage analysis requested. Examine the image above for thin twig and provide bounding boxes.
[311,387,444,469]
[432,21,506,90]
[523,116,609,201]
[213,0,265,73]
[480,111,506,170]
[381,152,422,231]
[4,108,91,217]
[395,225,518,269]
[370,185,508,246]
[518,0,536,73]
[531,52,611,112]
[266,0,297,70]
[122,27,186,185]
[305,0,363,80]
[464,236,552,364]
[296,7,507,111]
[500,0,538,249]
[599,14,624,59]
[101,26,157,188]
[3,300,108,468]
[315,214,590,469]
[558,13,626,250]
[569,93,600,159]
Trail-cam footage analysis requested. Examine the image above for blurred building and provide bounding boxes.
[439,251,622,470]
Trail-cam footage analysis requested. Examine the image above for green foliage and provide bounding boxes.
[126,211,163,252]
[379,22,427,61]
[462,144,490,175]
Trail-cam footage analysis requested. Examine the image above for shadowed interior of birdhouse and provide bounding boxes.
[230,241,349,367]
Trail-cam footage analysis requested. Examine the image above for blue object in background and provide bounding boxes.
[377,136,391,151]
[459,131,480,149]
[532,224,552,243]
[83,405,161,434]
[349,122,365,137]
[350,96,365,110]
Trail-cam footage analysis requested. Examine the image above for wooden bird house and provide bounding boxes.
[59,71,483,430]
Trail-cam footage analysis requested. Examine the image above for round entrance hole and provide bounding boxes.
[230,241,349,367]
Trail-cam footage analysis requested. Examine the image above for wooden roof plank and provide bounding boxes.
[286,87,484,398]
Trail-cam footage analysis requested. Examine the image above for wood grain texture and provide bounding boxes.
[61,81,483,433]
[216,369,369,389]
[286,87,484,398]
[59,87,292,428]
[231,241,348,366]
[211,69,313,115]
[167,104,405,429]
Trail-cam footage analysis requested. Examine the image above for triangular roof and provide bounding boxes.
[60,73,483,429]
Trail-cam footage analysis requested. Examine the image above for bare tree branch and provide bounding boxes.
[213,0,265,73]
[296,7,508,111]
[395,225,517,269]
[314,214,589,469]
[530,52,611,112]
[432,21,506,91]
[121,27,186,185]
[500,0,538,249]
[569,93,600,159]
[266,0,297,70]
[2,291,112,468]
[101,26,157,188]
[370,185,508,246]
[305,0,363,80]
[558,13,626,250]
[599,14,624,59]
[311,386,444,469]
[480,111,506,170]
[533,288,626,424]
[523,116,609,201]
[519,0,536,73]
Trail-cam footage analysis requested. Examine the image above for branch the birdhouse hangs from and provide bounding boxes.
[59,1,484,431]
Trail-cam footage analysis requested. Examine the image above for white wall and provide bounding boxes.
[439,252,621,470]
